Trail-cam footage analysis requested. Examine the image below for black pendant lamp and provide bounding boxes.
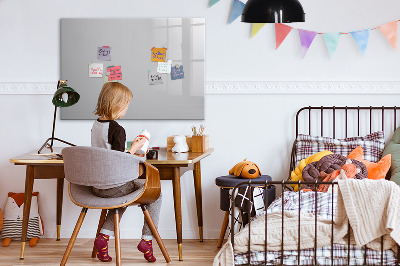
[242,0,305,23]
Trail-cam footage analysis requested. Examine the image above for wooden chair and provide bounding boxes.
[60,146,171,265]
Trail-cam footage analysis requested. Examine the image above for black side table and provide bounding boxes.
[215,175,275,248]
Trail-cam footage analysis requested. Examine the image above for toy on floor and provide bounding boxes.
[1,192,44,247]
[229,159,261,179]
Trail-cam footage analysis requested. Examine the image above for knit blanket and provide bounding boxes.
[213,179,400,266]
[335,178,399,251]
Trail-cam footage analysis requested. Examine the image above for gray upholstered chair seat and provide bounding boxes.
[69,180,145,208]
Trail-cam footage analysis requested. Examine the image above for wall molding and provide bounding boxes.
[206,81,400,94]
[1,81,400,95]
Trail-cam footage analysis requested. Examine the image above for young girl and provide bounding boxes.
[91,82,162,263]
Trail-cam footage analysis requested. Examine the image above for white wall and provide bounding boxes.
[1,0,400,240]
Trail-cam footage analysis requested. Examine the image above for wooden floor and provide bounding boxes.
[0,239,221,265]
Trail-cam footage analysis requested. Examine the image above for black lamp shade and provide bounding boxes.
[52,85,80,107]
[241,0,305,23]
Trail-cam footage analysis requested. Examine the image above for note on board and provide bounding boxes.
[107,65,122,81]
[157,60,172,74]
[171,65,184,80]
[89,63,103,77]
[98,46,111,61]
[148,71,163,85]
[151,47,167,62]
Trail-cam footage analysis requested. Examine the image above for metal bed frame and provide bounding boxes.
[230,106,400,266]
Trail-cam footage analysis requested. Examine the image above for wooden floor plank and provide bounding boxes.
[0,239,222,265]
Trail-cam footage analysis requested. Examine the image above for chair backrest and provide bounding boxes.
[62,146,145,187]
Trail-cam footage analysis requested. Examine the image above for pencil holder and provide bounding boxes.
[191,135,209,153]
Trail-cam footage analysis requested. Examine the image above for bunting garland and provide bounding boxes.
[351,29,370,55]
[208,1,399,58]
[378,21,397,50]
[275,23,292,49]
[229,0,245,24]
[323,33,341,58]
[251,23,265,38]
[209,0,220,8]
[298,30,317,58]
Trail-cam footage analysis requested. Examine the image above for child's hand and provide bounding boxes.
[129,137,147,154]
[134,148,149,157]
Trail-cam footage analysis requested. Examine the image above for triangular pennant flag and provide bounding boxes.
[209,0,220,7]
[351,29,370,55]
[298,29,317,58]
[275,23,293,49]
[229,0,245,24]
[378,21,398,50]
[251,23,266,38]
[323,33,341,58]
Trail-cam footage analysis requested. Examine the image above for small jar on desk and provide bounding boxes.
[215,175,275,248]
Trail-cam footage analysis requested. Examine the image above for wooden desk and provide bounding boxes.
[10,147,213,261]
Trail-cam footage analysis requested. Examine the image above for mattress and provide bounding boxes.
[233,191,397,265]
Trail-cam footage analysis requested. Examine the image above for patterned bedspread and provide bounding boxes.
[234,191,397,265]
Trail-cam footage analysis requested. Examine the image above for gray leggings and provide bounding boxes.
[92,180,162,240]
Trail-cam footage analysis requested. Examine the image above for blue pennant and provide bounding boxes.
[229,0,245,24]
[351,29,371,55]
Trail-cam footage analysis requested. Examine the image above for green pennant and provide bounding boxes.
[209,0,221,7]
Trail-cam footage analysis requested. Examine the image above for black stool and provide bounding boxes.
[215,175,275,248]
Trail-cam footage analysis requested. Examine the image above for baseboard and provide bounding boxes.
[1,81,400,94]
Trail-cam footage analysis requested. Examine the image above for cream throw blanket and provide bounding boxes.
[213,179,400,266]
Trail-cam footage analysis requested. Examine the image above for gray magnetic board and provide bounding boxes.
[60,18,205,120]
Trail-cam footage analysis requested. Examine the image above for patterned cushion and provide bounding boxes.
[295,131,385,166]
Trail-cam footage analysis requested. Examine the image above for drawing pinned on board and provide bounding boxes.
[151,47,167,62]
[107,65,122,81]
[148,71,163,85]
[89,63,103,77]
[157,60,172,73]
[171,64,184,80]
[97,46,111,61]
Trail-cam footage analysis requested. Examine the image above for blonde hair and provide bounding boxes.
[95,82,133,120]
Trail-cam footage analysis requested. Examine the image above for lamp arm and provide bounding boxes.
[50,105,57,148]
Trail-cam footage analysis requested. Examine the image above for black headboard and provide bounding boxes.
[289,106,400,179]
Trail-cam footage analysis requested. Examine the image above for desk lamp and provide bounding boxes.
[241,0,305,23]
[38,80,80,154]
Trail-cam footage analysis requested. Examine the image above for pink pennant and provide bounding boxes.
[378,21,398,50]
[275,24,293,49]
[298,29,317,58]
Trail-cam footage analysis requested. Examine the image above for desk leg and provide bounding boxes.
[20,165,35,259]
[193,161,203,242]
[172,167,183,261]
[56,178,64,241]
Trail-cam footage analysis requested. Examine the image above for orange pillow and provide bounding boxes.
[347,146,391,180]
